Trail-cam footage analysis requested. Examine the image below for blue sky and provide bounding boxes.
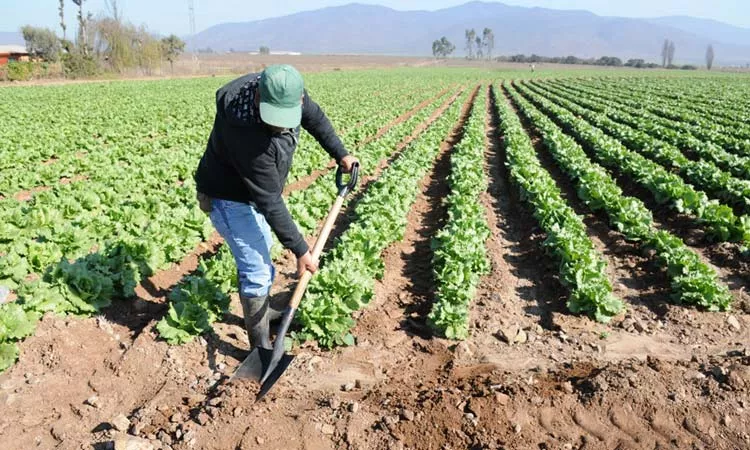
[2,0,749,36]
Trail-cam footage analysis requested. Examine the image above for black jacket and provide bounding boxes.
[195,73,348,257]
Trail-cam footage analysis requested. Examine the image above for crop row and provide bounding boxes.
[295,88,473,347]
[506,83,732,311]
[428,88,490,339]
[551,80,750,182]
[514,82,750,245]
[551,80,750,160]
[526,81,750,213]
[495,83,623,323]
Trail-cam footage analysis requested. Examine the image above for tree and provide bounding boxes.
[706,44,715,70]
[475,36,483,59]
[431,37,455,59]
[667,40,676,66]
[58,0,66,40]
[72,0,89,55]
[661,39,669,67]
[259,46,270,55]
[482,27,494,60]
[161,35,185,73]
[465,29,476,59]
[21,25,61,62]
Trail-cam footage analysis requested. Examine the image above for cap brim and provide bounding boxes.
[259,102,302,129]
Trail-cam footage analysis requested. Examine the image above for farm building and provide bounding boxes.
[0,45,30,65]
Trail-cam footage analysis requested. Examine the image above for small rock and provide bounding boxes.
[494,392,509,405]
[354,379,363,389]
[514,329,528,344]
[711,366,727,380]
[464,412,475,421]
[722,415,732,426]
[196,412,210,426]
[727,365,749,390]
[562,444,573,450]
[633,319,647,333]
[667,392,678,401]
[113,435,155,450]
[349,402,360,413]
[329,398,341,410]
[514,423,522,434]
[85,395,100,408]
[256,436,265,445]
[112,414,131,432]
[727,315,741,331]
[620,318,635,331]
[342,382,355,392]
[170,413,182,423]
[233,407,243,417]
[157,431,173,445]
[321,424,335,435]
[535,325,544,335]
[207,397,222,407]
[497,326,519,344]
[562,381,574,394]
[216,362,226,371]
[401,409,415,421]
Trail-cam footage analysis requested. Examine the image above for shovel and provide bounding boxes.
[231,163,359,401]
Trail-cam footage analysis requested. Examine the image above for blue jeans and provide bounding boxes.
[209,199,275,298]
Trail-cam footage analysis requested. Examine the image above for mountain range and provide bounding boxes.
[186,2,750,65]
[4,2,750,65]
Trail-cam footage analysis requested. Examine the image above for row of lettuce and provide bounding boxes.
[0,74,454,371]
[3,75,744,371]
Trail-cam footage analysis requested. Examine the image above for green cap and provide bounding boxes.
[259,64,304,128]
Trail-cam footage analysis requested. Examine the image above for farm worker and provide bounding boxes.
[194,64,358,350]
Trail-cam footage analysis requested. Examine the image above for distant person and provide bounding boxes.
[194,64,358,350]
[530,63,535,73]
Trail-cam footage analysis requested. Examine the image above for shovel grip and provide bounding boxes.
[288,194,346,309]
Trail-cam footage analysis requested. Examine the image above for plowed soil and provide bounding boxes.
[1,86,749,450]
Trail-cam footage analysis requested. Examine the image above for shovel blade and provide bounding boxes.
[255,353,295,402]
[231,347,275,382]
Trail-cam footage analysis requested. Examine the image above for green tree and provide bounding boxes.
[667,40,676,66]
[431,37,455,59]
[259,45,270,55]
[465,29,476,59]
[661,39,669,67]
[20,25,61,62]
[72,0,89,56]
[475,36,483,59]
[58,0,67,40]
[482,27,494,60]
[706,44,715,70]
[161,34,186,73]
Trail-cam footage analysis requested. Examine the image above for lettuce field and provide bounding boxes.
[1,69,749,449]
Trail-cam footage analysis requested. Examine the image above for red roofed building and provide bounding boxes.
[0,45,30,66]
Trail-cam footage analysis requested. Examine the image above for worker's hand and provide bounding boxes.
[339,155,359,173]
[296,251,318,277]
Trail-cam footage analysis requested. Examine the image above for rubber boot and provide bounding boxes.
[240,295,272,350]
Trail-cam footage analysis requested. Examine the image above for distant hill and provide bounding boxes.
[648,16,750,48]
[187,1,750,65]
[0,31,24,46]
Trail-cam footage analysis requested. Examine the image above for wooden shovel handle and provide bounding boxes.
[287,195,346,309]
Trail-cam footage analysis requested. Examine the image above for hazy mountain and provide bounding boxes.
[188,1,750,65]
[648,16,750,47]
[0,32,24,46]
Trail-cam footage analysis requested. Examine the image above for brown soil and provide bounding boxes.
[1,85,749,450]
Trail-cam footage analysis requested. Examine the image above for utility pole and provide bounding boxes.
[188,0,198,72]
